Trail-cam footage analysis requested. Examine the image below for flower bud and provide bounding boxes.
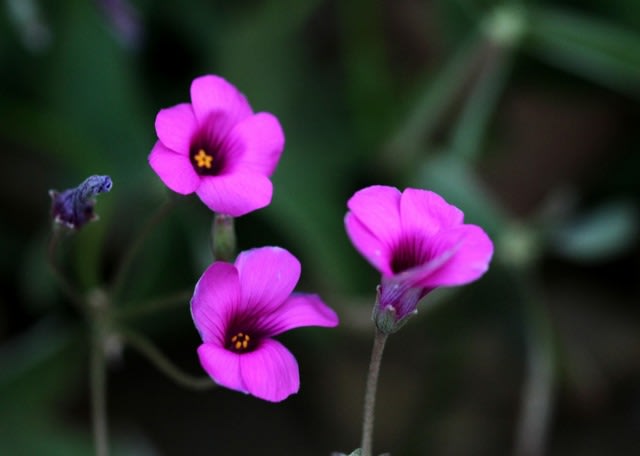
[373,281,424,335]
[49,175,112,229]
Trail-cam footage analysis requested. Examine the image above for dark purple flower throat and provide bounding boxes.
[390,234,431,274]
[189,113,232,176]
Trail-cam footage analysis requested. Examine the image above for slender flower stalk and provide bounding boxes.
[344,185,494,455]
[47,227,86,313]
[88,289,111,456]
[513,273,555,456]
[114,290,193,321]
[360,329,388,456]
[91,331,109,456]
[119,328,215,391]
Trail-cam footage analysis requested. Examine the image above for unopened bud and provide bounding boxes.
[49,175,112,229]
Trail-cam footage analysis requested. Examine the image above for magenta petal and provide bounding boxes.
[266,293,339,335]
[148,142,200,194]
[195,173,272,216]
[344,213,393,276]
[191,262,241,343]
[197,344,247,394]
[347,186,402,249]
[400,189,464,236]
[232,113,284,176]
[190,75,253,125]
[155,103,196,154]
[234,247,301,314]
[239,338,299,402]
[421,225,494,287]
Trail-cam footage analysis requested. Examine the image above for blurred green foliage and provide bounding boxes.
[1,0,639,455]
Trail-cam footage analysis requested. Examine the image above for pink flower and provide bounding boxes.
[148,75,284,216]
[345,185,493,333]
[191,246,339,402]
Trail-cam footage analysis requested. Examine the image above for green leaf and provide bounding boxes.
[449,45,514,162]
[384,32,483,171]
[526,7,640,97]
[336,0,395,150]
[548,200,639,262]
[331,450,361,456]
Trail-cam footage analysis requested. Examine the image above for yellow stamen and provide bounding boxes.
[230,332,251,352]
[194,149,213,168]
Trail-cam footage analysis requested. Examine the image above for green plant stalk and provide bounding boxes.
[360,329,388,456]
[114,290,192,321]
[512,272,555,456]
[91,329,109,456]
[47,227,86,313]
[119,328,215,391]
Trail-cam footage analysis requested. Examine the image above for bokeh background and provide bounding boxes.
[1,0,640,455]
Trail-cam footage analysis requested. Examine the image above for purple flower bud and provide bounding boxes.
[374,282,425,334]
[49,175,113,229]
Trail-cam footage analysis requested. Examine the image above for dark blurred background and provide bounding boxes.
[1,0,640,455]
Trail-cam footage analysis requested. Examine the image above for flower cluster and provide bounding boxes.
[345,185,493,333]
[48,70,497,456]
[149,75,338,402]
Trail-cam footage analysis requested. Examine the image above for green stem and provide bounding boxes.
[110,196,178,299]
[88,289,111,456]
[114,290,192,321]
[360,329,388,456]
[47,227,86,313]
[512,272,555,456]
[90,331,109,456]
[119,328,216,391]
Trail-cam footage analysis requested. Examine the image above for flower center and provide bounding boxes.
[193,149,213,169]
[190,146,222,176]
[189,113,232,176]
[228,332,253,353]
[390,235,430,274]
